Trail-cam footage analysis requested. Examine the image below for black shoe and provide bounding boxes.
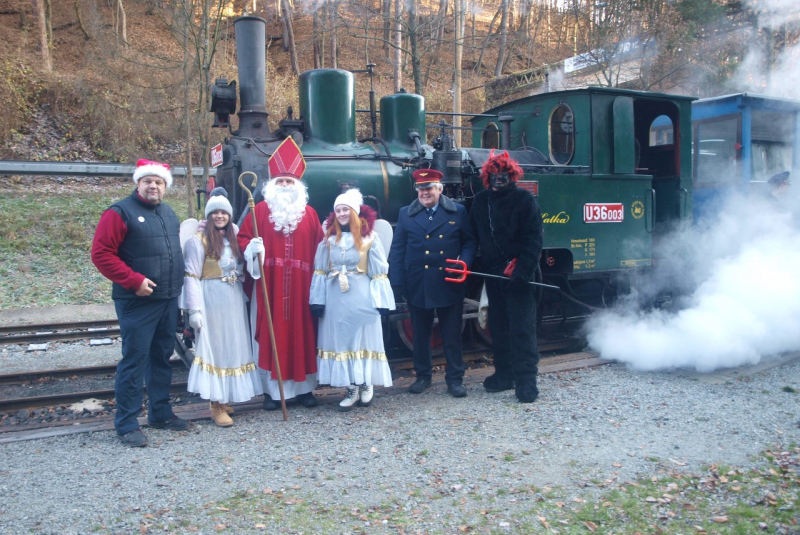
[447,383,467,398]
[296,392,319,408]
[262,395,280,411]
[409,377,431,394]
[515,375,539,403]
[118,429,148,448]
[484,373,515,393]
[149,415,191,431]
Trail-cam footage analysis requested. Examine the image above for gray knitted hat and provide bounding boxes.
[205,187,233,218]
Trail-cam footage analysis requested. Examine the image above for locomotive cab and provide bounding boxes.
[472,87,694,312]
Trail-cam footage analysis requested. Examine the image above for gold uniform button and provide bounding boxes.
[439,234,443,238]
[426,235,430,239]
[440,251,444,254]
[424,265,429,269]
[439,267,443,270]
[425,250,430,255]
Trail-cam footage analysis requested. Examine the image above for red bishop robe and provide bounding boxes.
[238,202,324,382]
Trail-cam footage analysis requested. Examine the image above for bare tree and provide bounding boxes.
[281,0,300,74]
[494,0,509,77]
[393,0,402,91]
[32,0,51,72]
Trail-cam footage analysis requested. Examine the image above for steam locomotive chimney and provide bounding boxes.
[234,16,269,138]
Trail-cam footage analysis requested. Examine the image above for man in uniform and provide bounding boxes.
[470,151,543,403]
[238,138,325,410]
[389,169,477,397]
[92,159,189,447]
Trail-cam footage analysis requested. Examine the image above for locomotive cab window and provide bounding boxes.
[649,115,673,146]
[482,122,501,149]
[549,104,574,165]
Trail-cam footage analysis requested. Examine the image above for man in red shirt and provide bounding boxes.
[91,159,189,447]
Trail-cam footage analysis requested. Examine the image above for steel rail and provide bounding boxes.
[0,382,189,413]
[0,360,185,386]
[0,319,121,345]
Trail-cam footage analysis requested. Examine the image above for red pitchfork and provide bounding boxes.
[444,259,560,290]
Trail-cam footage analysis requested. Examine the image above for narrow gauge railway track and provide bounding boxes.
[0,342,581,414]
[0,319,120,345]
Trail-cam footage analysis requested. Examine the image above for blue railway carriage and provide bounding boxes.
[692,93,800,219]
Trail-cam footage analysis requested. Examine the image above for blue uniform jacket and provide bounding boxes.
[389,195,477,309]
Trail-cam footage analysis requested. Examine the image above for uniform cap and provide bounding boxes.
[412,169,443,188]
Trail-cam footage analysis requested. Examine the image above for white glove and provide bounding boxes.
[244,237,264,279]
[248,237,265,257]
[188,310,204,330]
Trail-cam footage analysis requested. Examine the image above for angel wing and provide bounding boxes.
[373,219,393,253]
[179,218,200,251]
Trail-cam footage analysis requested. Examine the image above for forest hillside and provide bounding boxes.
[0,0,798,166]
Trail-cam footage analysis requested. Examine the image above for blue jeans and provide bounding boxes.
[114,297,178,435]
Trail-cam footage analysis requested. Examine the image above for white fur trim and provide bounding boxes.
[133,164,173,188]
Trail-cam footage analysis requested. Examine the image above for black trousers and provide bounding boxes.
[485,279,539,378]
[114,297,178,434]
[409,302,465,385]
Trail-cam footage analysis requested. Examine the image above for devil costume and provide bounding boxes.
[310,206,395,388]
[470,173,543,402]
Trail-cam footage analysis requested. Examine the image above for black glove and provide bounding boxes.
[377,308,391,316]
[391,285,405,303]
[310,304,325,318]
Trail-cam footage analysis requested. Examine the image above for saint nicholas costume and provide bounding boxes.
[237,138,325,404]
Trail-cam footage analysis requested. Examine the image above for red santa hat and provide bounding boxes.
[269,137,307,180]
[132,159,173,188]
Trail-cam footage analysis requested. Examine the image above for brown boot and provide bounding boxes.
[220,403,234,415]
[210,402,233,427]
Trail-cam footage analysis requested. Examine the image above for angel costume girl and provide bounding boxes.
[181,188,263,426]
[310,189,395,411]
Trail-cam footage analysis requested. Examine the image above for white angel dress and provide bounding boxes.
[310,230,395,387]
[181,231,263,403]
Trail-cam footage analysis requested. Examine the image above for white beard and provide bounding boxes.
[262,178,309,235]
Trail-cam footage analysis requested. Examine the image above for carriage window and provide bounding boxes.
[482,122,500,149]
[649,115,673,146]
[549,104,574,165]
[695,117,739,186]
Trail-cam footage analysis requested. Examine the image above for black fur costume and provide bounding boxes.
[470,154,544,402]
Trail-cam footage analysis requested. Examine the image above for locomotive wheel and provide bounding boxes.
[474,318,492,345]
[397,315,467,356]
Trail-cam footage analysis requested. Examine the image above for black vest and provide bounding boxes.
[110,191,185,300]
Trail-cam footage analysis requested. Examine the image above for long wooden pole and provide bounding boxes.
[238,171,289,421]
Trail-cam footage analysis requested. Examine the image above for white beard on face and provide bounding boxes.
[262,178,309,235]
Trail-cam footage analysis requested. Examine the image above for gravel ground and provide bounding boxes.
[0,351,798,534]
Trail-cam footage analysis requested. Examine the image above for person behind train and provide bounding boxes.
[470,150,543,403]
[91,159,189,447]
[310,189,395,411]
[388,169,477,397]
[768,171,790,200]
[181,188,263,427]
[238,137,325,411]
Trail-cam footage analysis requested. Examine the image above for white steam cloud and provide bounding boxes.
[586,190,800,372]
[731,0,800,99]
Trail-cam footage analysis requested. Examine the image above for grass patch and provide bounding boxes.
[160,445,800,534]
[0,180,190,308]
